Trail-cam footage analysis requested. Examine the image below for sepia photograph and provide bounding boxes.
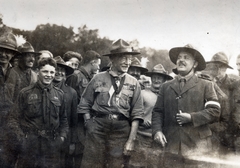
[1,0,240,167]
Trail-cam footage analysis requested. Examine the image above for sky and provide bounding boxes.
[1,0,240,73]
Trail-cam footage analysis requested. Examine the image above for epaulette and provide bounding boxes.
[197,74,212,81]
[53,85,64,94]
[20,83,35,93]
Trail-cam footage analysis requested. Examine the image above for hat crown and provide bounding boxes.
[18,41,35,53]
[54,56,67,65]
[130,57,142,67]
[211,52,229,64]
[0,33,18,51]
[184,44,194,49]
[152,64,167,74]
[111,39,133,53]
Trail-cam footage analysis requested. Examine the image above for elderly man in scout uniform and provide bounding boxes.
[79,39,143,168]
[129,64,173,168]
[13,41,40,89]
[8,57,68,168]
[206,52,240,154]
[152,44,220,167]
[52,56,79,168]
[0,33,20,167]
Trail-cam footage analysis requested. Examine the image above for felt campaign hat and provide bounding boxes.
[54,56,74,76]
[206,52,233,69]
[103,39,140,56]
[169,44,206,71]
[145,64,173,80]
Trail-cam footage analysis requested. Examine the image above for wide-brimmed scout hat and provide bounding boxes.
[0,33,19,53]
[18,41,41,56]
[145,64,173,80]
[103,39,140,56]
[54,56,74,76]
[129,57,148,73]
[206,52,233,69]
[169,44,206,71]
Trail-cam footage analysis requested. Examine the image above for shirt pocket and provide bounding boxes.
[96,90,110,106]
[50,98,61,118]
[119,89,133,109]
[27,99,42,118]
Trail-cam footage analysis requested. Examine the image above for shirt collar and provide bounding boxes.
[108,69,126,79]
[36,80,52,91]
[177,71,194,82]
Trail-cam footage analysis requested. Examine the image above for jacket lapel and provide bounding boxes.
[180,75,198,94]
[169,78,180,95]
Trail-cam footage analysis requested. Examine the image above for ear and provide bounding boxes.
[194,61,198,69]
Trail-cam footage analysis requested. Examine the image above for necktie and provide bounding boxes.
[43,88,48,123]
[179,78,186,91]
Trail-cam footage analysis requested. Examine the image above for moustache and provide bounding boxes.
[178,61,186,66]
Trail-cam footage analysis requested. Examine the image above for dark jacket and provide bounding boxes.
[152,75,220,155]
[8,80,69,139]
[0,65,21,140]
[12,66,37,90]
[53,80,80,153]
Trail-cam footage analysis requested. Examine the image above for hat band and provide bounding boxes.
[152,70,167,74]
[110,47,133,54]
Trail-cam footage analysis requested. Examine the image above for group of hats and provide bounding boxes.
[1,34,231,76]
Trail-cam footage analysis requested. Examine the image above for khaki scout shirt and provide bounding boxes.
[78,71,143,121]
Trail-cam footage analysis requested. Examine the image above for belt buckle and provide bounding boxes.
[38,130,46,136]
[108,114,118,120]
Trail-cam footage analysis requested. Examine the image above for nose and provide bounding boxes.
[125,57,132,65]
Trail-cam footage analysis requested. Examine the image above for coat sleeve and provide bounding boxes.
[70,89,79,143]
[152,85,164,136]
[77,78,96,115]
[231,81,240,134]
[129,81,144,122]
[59,92,69,138]
[191,81,220,127]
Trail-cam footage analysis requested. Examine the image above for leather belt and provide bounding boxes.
[27,129,56,138]
[94,113,128,121]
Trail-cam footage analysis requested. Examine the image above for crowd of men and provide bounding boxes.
[1,32,240,168]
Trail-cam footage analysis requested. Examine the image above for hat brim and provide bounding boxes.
[21,52,42,56]
[0,45,20,54]
[145,72,173,80]
[57,63,74,76]
[206,61,233,69]
[103,51,140,56]
[169,47,206,71]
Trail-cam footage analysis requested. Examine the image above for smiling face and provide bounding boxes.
[111,54,132,75]
[38,64,56,85]
[128,66,142,80]
[22,53,35,68]
[54,66,66,82]
[176,51,198,76]
[0,48,16,65]
[151,74,166,89]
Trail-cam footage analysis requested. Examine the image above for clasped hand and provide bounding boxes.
[176,110,192,126]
